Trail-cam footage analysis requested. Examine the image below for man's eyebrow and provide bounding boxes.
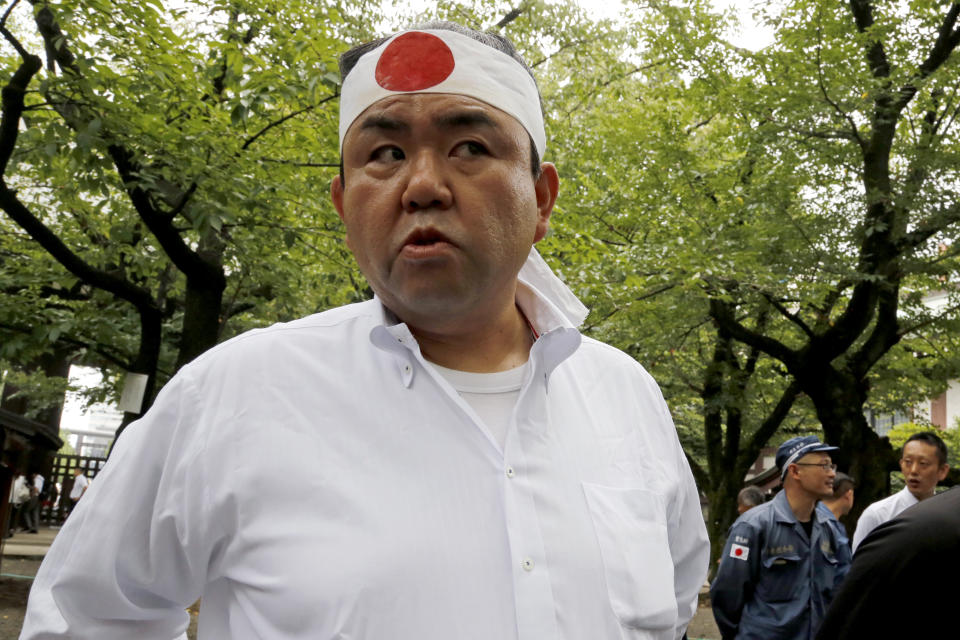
[358,115,410,133]
[433,111,498,130]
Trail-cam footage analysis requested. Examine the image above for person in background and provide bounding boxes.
[815,486,960,639]
[5,470,29,537]
[737,486,766,514]
[68,467,89,514]
[22,471,43,533]
[711,436,850,640]
[851,431,949,552]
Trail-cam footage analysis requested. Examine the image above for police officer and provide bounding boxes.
[710,436,851,640]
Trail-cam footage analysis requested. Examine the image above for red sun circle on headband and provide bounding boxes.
[375,32,455,91]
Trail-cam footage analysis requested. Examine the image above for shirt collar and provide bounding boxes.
[368,278,582,388]
[772,490,832,526]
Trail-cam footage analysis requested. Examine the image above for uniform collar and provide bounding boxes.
[771,490,831,526]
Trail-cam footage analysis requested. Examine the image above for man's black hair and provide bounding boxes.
[904,431,949,466]
[337,21,543,184]
[828,472,855,501]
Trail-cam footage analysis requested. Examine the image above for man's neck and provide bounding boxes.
[784,486,818,522]
[825,501,843,520]
[406,301,534,373]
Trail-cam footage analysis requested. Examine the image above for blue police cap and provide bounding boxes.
[776,436,838,480]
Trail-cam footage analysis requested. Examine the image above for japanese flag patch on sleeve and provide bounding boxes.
[730,543,750,561]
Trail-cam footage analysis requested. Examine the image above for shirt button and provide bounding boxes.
[404,365,411,372]
[521,558,534,571]
[505,467,515,478]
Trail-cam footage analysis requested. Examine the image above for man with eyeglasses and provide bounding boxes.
[711,436,850,640]
[850,431,949,552]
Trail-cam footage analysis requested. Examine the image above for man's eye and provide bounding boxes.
[370,146,404,163]
[453,141,488,157]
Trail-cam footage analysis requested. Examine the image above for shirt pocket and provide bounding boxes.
[758,552,802,601]
[582,482,677,632]
[817,543,839,595]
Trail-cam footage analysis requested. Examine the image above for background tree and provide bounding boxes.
[632,0,960,524]
[0,0,373,430]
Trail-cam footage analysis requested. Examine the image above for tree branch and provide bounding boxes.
[241,98,335,151]
[493,6,525,30]
[847,0,890,79]
[708,297,800,369]
[761,291,816,339]
[741,380,801,464]
[816,4,865,147]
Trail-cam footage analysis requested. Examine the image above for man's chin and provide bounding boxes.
[381,289,477,324]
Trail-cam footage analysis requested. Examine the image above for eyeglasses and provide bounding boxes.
[794,462,838,472]
[900,458,935,470]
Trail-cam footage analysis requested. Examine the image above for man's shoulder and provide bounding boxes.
[574,335,654,378]
[186,300,379,368]
[861,490,903,517]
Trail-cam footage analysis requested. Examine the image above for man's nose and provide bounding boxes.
[401,152,453,212]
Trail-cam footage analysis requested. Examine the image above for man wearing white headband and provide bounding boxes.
[21,22,707,640]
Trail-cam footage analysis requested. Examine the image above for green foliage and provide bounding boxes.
[57,429,76,455]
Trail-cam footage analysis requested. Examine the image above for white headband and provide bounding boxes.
[339,29,546,157]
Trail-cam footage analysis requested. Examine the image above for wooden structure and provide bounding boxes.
[42,454,107,525]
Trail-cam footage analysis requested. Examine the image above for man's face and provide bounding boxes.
[900,440,949,500]
[331,93,557,330]
[792,452,836,499]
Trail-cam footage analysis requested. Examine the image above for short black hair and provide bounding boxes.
[737,486,765,508]
[829,472,855,501]
[337,21,543,184]
[904,431,949,466]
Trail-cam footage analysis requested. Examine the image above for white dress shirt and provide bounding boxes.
[22,281,709,640]
[69,474,89,500]
[851,487,919,552]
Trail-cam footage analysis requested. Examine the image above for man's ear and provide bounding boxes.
[331,175,346,222]
[937,464,950,482]
[533,162,559,244]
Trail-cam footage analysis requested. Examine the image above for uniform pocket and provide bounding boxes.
[758,553,802,601]
[582,482,677,632]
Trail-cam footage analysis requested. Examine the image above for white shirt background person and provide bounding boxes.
[21,22,709,640]
[852,433,949,551]
[69,470,89,501]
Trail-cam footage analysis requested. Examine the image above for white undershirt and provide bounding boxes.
[429,361,529,450]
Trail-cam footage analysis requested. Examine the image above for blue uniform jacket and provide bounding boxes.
[710,491,850,640]
[815,502,852,584]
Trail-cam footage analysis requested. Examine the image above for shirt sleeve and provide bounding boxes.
[667,436,710,640]
[710,520,760,640]
[850,505,880,553]
[20,371,219,639]
[833,527,852,587]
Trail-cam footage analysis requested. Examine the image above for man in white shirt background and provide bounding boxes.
[851,431,949,552]
[21,21,709,640]
[67,467,89,513]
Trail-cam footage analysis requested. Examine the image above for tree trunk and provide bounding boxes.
[705,482,741,581]
[801,365,898,533]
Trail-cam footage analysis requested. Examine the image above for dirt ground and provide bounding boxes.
[1,559,715,639]
[688,599,723,640]
[0,557,41,638]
